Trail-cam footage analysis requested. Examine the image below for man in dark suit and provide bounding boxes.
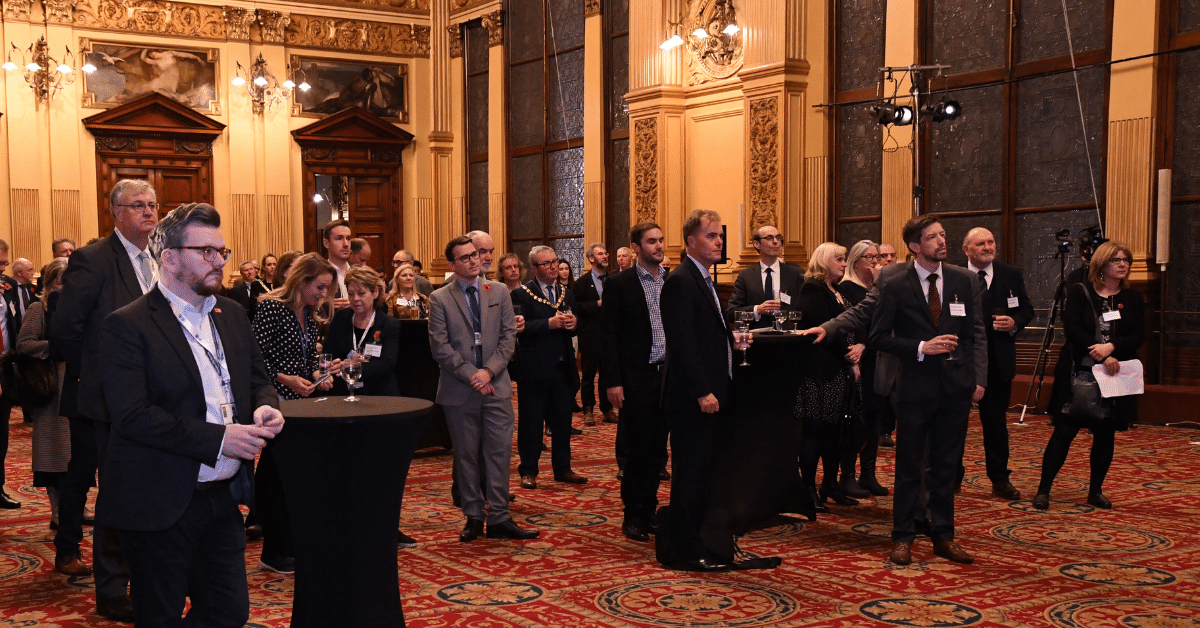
[726,224,803,328]
[36,238,76,293]
[961,227,1033,500]
[602,222,670,542]
[660,209,735,571]
[227,259,268,320]
[0,239,21,509]
[102,203,283,626]
[511,245,588,489]
[573,242,612,425]
[871,214,987,566]
[50,178,161,620]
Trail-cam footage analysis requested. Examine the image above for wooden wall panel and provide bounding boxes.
[230,194,256,270]
[804,155,827,265]
[264,195,291,258]
[10,189,41,266]
[1106,117,1154,263]
[51,190,82,262]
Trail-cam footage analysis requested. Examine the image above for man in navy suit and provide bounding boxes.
[660,209,735,571]
[961,227,1033,500]
[0,239,21,509]
[51,178,161,620]
[573,243,612,425]
[871,214,987,566]
[102,203,283,626]
[726,224,803,328]
[511,245,588,489]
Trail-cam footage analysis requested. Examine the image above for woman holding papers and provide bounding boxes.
[1034,241,1144,511]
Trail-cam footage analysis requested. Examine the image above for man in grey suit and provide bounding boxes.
[428,235,538,542]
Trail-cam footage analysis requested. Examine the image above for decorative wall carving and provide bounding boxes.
[3,0,32,20]
[450,0,490,14]
[307,0,428,10]
[224,6,255,40]
[175,139,212,155]
[748,97,779,230]
[73,0,227,39]
[96,136,137,152]
[285,14,430,57]
[448,24,463,58]
[302,147,339,161]
[372,149,403,163]
[633,118,658,224]
[257,9,290,43]
[686,0,744,85]
[43,0,74,23]
[481,10,502,47]
[585,0,600,17]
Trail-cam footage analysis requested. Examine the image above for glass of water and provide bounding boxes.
[341,355,363,402]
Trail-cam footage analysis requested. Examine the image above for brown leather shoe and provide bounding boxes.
[602,409,618,424]
[520,475,537,490]
[555,470,589,484]
[933,540,974,564]
[991,481,1022,501]
[55,556,92,577]
[582,408,596,426]
[889,541,912,565]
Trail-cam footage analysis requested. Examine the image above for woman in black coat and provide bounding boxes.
[836,240,887,498]
[796,242,860,511]
[324,266,400,397]
[1034,241,1145,511]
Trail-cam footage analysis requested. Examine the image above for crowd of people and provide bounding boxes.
[0,178,1147,624]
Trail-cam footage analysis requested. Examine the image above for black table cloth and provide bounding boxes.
[272,396,434,628]
[395,319,452,450]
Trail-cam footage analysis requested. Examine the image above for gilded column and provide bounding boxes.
[583,0,605,247]
[45,0,83,254]
[430,0,459,273]
[483,9,508,252]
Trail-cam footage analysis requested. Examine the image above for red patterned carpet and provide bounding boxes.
[3,406,1200,627]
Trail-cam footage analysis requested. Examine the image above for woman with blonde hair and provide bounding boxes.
[326,266,399,397]
[796,242,861,512]
[1034,241,1145,511]
[386,263,430,319]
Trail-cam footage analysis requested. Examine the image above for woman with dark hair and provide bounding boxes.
[273,250,303,286]
[260,253,278,290]
[796,242,860,512]
[15,257,70,529]
[1034,241,1145,511]
[836,240,887,498]
[557,258,575,295]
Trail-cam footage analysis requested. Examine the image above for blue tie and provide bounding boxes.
[466,286,482,367]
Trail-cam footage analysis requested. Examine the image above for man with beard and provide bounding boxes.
[101,203,283,626]
[573,243,613,425]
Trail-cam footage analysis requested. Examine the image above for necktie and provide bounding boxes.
[928,272,941,328]
[978,269,988,293]
[764,267,774,300]
[137,251,154,293]
[466,286,483,368]
[546,283,555,302]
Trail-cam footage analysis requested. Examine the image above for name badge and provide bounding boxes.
[949,303,967,317]
[1007,296,1020,309]
[220,404,235,425]
[474,331,483,346]
[1102,310,1121,322]
[779,292,792,305]
[364,343,383,358]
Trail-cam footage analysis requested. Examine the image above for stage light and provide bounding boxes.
[874,104,914,126]
[925,98,963,123]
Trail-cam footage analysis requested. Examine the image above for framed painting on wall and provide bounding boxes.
[80,39,220,114]
[290,55,409,123]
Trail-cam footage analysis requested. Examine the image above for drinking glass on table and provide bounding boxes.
[318,353,334,381]
[341,353,363,402]
[787,310,803,332]
[735,311,755,366]
[772,308,787,332]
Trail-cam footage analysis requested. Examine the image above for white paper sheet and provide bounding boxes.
[1092,359,1144,398]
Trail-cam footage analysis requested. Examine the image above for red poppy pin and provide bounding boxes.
[373,330,381,342]
[483,284,491,292]
[0,283,9,292]
[1117,303,1123,309]
[213,307,222,314]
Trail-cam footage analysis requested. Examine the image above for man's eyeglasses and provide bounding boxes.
[116,202,157,212]
[861,254,881,261]
[173,246,232,263]
[393,259,412,267]
[456,251,480,264]
[532,259,559,268]
[754,235,783,243]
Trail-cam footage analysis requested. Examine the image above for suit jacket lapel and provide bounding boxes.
[147,289,205,394]
[686,257,725,328]
[108,233,144,300]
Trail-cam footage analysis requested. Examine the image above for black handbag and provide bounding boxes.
[0,352,58,405]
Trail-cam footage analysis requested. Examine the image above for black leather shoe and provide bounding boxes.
[258,555,295,574]
[659,469,671,481]
[820,481,859,506]
[486,519,539,540]
[0,489,21,509]
[1087,492,1112,509]
[569,427,583,435]
[397,530,418,548]
[859,474,890,496]
[991,481,1022,500]
[246,524,263,540]
[675,557,731,572]
[841,476,871,498]
[1032,494,1050,510]
[622,519,650,542]
[879,433,895,447]
[97,596,136,623]
[808,487,829,513]
[459,518,485,542]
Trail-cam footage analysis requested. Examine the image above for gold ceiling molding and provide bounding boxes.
[447,24,463,58]
[748,97,779,230]
[257,9,290,43]
[480,9,502,47]
[224,6,255,40]
[73,0,227,39]
[633,117,659,225]
[295,0,428,13]
[4,0,33,19]
[585,0,600,18]
[450,0,491,17]
[285,14,430,57]
[44,0,75,23]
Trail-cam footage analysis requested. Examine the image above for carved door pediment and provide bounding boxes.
[292,106,414,164]
[82,92,226,143]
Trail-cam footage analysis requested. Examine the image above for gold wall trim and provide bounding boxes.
[3,0,32,20]
[264,195,291,259]
[633,117,659,224]
[803,155,827,263]
[285,14,430,57]
[51,190,82,253]
[1106,116,1154,261]
[585,0,600,18]
[10,189,42,268]
[45,0,75,23]
[224,7,256,41]
[481,10,502,47]
[297,0,429,15]
[73,0,228,39]
[258,10,291,44]
[231,194,256,268]
[748,97,779,232]
[448,24,463,58]
[450,0,492,17]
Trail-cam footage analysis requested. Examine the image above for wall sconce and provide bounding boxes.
[232,53,308,114]
[2,36,88,102]
[660,1,743,80]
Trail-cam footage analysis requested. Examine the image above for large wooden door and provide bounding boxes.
[311,173,397,275]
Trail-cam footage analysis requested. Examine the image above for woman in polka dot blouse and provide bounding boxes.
[253,253,339,401]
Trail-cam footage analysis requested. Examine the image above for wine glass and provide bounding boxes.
[735,311,755,366]
[341,356,363,402]
[943,334,959,362]
[787,310,803,333]
[772,308,787,332]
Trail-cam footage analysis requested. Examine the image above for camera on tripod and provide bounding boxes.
[1054,228,1072,257]
[1079,226,1108,262]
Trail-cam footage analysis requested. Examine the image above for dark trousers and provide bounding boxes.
[618,367,669,523]
[579,348,611,413]
[1037,423,1116,495]
[517,365,574,478]
[94,420,132,603]
[54,416,97,561]
[960,370,1014,485]
[667,405,720,562]
[253,446,293,562]
[891,394,970,544]
[799,415,839,488]
[0,399,11,487]
[119,484,249,628]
